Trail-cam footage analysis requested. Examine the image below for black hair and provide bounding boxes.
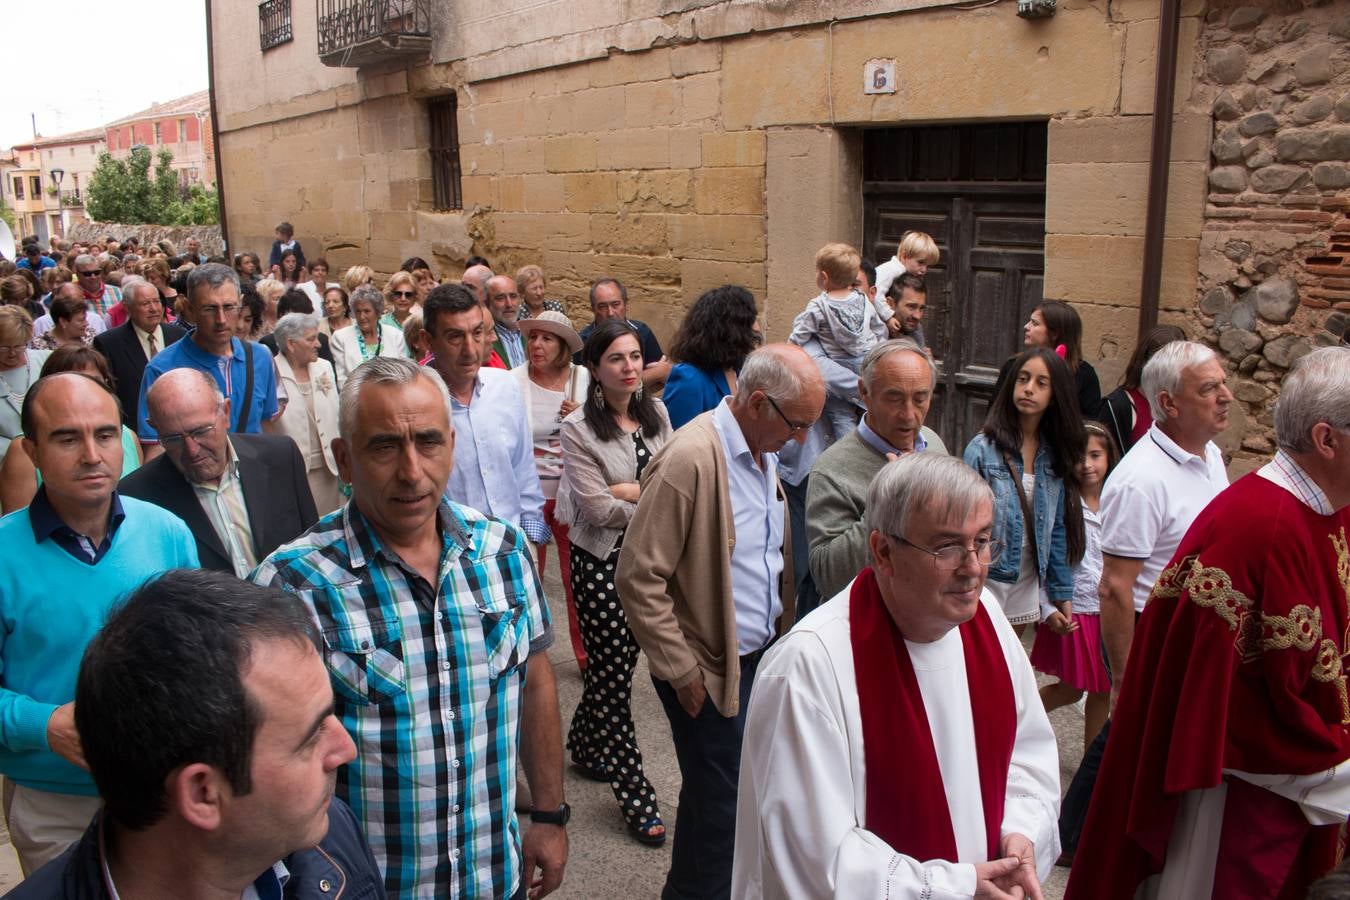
[400,256,432,273]
[238,282,264,337]
[668,285,758,372]
[277,288,315,317]
[588,277,628,308]
[858,257,877,292]
[981,348,1086,566]
[464,255,491,269]
[75,570,320,831]
[887,273,927,301]
[582,319,664,441]
[1035,301,1084,373]
[422,283,479,336]
[275,221,294,237]
[322,285,350,317]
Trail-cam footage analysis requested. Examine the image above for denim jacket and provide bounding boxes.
[962,433,1073,602]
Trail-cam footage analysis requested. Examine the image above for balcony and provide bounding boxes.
[318,0,431,68]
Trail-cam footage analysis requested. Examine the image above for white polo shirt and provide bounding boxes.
[1098,422,1229,611]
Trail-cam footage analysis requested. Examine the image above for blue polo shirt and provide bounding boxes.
[137,333,280,440]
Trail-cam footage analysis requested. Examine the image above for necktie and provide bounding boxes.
[147,332,157,359]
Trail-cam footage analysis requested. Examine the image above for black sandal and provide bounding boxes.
[626,815,666,847]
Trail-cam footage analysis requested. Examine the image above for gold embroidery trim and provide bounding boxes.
[1175,557,1253,631]
[1312,638,1350,725]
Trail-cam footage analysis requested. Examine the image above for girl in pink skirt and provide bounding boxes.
[1030,422,1117,752]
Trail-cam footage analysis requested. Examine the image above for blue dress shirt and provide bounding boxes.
[710,398,783,656]
[444,367,550,542]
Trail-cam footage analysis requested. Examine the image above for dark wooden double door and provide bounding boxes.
[862,123,1048,454]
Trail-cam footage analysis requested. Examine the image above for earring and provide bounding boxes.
[593,383,604,404]
[636,381,645,400]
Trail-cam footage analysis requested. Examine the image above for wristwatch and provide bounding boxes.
[529,803,571,826]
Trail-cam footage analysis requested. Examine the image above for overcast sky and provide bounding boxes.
[1,0,208,150]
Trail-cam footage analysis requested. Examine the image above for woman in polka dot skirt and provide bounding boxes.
[556,319,673,846]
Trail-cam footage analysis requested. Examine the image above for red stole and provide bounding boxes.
[849,566,1018,862]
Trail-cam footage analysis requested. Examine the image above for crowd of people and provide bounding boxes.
[0,219,1347,900]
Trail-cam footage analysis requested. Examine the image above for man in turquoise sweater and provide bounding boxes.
[0,372,198,875]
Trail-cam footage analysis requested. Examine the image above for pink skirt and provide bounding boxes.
[1029,612,1110,694]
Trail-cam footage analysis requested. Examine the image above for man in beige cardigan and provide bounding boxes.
[617,343,825,900]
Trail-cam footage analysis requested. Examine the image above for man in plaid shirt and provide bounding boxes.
[253,356,569,899]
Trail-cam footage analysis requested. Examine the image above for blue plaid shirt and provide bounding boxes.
[252,498,553,899]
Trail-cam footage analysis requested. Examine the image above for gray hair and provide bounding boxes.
[738,346,806,401]
[863,453,994,541]
[349,284,386,317]
[861,338,936,392]
[185,262,240,304]
[119,275,157,305]
[338,356,452,443]
[73,254,96,271]
[273,312,320,354]
[1140,340,1218,424]
[1274,346,1350,453]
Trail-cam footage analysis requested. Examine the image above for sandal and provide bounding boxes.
[569,758,609,783]
[626,815,666,847]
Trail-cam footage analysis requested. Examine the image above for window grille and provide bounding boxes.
[260,0,293,50]
[428,95,462,211]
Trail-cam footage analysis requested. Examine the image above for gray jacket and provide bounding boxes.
[556,400,672,558]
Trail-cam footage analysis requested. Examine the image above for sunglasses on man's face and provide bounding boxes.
[78,270,102,278]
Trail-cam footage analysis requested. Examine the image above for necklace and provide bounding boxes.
[355,326,382,360]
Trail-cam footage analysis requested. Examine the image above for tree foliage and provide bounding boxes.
[0,192,14,233]
[85,147,218,225]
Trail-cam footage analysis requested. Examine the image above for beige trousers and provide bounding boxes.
[1,780,101,876]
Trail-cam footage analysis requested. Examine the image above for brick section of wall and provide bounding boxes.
[1191,2,1350,473]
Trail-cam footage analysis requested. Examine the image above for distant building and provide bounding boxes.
[2,143,49,244]
[105,90,216,193]
[32,127,107,237]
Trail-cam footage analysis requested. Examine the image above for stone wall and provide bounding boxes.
[64,222,225,257]
[1193,1,1350,475]
[214,0,1215,384]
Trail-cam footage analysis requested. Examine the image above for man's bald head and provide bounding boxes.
[20,373,123,508]
[146,369,231,486]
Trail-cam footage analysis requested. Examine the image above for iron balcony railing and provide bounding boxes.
[259,0,293,50]
[317,0,431,65]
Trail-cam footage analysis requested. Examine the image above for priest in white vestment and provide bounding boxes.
[733,453,1061,900]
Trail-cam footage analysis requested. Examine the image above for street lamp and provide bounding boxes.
[50,168,64,238]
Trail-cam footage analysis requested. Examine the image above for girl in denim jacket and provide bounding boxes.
[963,348,1086,633]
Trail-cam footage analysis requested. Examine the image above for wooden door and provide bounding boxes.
[862,123,1047,453]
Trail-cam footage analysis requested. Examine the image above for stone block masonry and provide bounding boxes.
[1193,2,1350,474]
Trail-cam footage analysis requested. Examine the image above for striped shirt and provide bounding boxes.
[251,498,553,899]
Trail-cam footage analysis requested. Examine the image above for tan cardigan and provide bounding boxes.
[616,411,794,718]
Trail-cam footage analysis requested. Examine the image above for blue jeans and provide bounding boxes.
[652,650,764,900]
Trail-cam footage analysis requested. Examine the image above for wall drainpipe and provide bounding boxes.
[1137,0,1183,342]
[204,0,231,251]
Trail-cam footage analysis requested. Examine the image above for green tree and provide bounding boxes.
[86,146,220,225]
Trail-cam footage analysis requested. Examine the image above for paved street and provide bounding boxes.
[0,564,1080,898]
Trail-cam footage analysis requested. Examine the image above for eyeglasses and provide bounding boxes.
[0,343,26,355]
[764,394,812,435]
[891,534,1003,571]
[391,290,417,298]
[159,422,218,448]
[197,304,240,319]
[77,270,102,278]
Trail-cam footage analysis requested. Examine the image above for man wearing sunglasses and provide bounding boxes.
[72,255,121,321]
[617,343,824,900]
[733,453,1060,900]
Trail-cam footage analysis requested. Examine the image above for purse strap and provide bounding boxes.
[1001,451,1041,585]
